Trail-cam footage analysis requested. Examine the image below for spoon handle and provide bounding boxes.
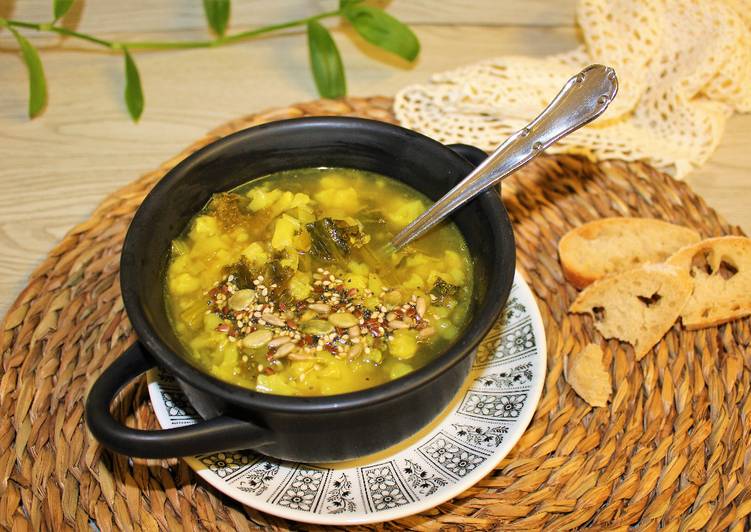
[390,64,618,250]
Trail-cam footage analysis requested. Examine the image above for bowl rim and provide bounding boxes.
[121,116,515,414]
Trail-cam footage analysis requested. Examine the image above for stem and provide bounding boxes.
[5,19,114,48]
[221,10,340,44]
[2,8,343,52]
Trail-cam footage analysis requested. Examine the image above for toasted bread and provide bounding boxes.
[666,236,751,329]
[570,263,693,360]
[565,343,611,407]
[559,218,700,289]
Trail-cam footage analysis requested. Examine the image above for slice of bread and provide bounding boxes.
[559,218,701,289]
[666,236,751,329]
[565,343,611,407]
[570,263,693,360]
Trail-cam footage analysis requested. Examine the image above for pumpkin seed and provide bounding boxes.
[301,319,335,335]
[328,312,359,328]
[242,329,273,348]
[228,289,256,310]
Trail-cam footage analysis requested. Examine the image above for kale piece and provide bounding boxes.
[206,192,251,230]
[222,257,257,290]
[306,218,369,262]
[430,277,460,304]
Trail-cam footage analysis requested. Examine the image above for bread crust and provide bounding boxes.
[666,236,751,329]
[559,218,700,289]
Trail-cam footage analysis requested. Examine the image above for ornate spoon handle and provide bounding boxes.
[390,64,618,250]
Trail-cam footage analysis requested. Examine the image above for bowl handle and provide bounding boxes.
[448,143,488,167]
[85,342,273,458]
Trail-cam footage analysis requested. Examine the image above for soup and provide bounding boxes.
[164,168,474,396]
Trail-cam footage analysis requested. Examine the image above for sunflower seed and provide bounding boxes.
[272,342,296,359]
[261,313,286,327]
[419,327,435,338]
[348,343,363,359]
[268,336,291,348]
[308,303,331,314]
[416,297,427,318]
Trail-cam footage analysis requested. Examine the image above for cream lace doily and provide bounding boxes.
[394,0,751,178]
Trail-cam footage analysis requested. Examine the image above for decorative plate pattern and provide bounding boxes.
[147,270,546,525]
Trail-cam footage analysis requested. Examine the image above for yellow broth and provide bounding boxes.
[165,168,474,396]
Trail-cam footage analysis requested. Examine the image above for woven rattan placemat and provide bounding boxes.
[2,97,749,531]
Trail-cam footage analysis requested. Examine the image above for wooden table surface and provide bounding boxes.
[1,0,749,316]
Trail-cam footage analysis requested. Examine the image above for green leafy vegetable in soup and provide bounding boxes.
[165,168,473,396]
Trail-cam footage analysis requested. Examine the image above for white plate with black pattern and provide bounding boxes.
[147,270,546,525]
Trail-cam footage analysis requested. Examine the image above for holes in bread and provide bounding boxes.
[718,259,738,280]
[690,250,712,277]
[592,306,606,321]
[637,292,662,307]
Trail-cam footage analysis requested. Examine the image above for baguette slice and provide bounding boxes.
[570,263,693,360]
[565,343,611,407]
[666,236,751,329]
[559,218,701,289]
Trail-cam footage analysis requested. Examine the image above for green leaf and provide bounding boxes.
[338,0,360,8]
[53,0,75,21]
[123,50,144,121]
[10,28,47,118]
[307,20,346,99]
[343,5,420,61]
[203,0,230,37]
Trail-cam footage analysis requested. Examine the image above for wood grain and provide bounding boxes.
[1,0,578,33]
[0,0,749,317]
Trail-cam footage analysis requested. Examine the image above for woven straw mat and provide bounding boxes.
[1,97,750,531]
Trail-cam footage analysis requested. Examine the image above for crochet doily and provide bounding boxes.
[394,0,751,178]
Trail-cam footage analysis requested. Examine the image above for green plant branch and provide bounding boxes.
[0,0,420,121]
[1,9,343,51]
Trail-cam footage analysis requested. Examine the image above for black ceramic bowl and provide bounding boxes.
[85,117,516,462]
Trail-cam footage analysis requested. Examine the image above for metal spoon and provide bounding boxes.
[390,64,618,250]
